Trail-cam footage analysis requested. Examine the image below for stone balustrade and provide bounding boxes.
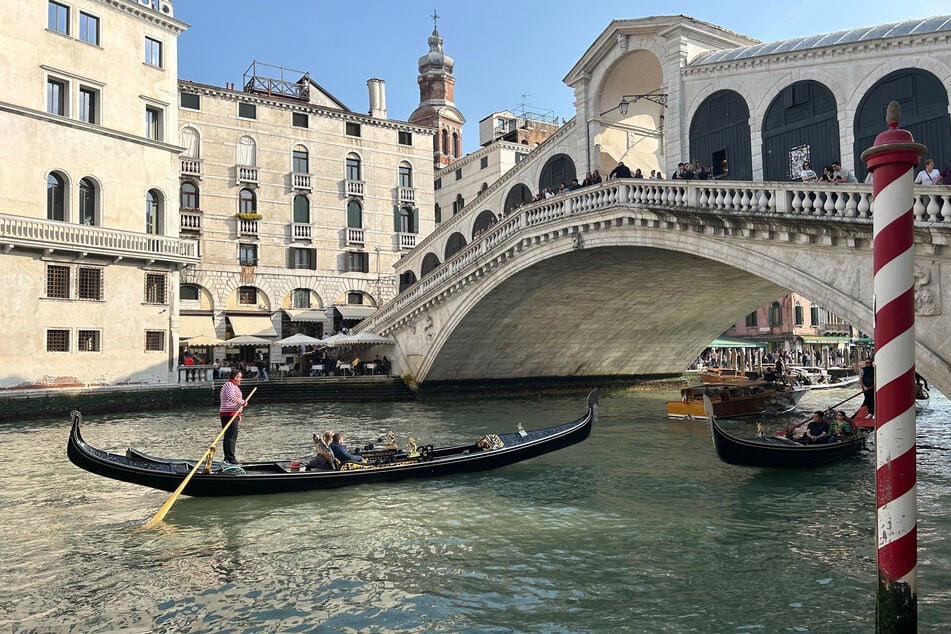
[399,187,416,204]
[346,180,365,197]
[177,365,215,383]
[180,209,202,233]
[180,159,201,178]
[237,165,259,184]
[291,222,312,240]
[397,232,417,250]
[291,172,312,190]
[346,227,364,245]
[238,217,259,236]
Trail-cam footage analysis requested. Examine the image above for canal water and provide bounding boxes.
[2,387,949,632]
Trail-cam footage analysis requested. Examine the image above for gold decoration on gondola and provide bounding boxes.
[384,431,397,449]
[476,434,504,451]
[406,438,419,458]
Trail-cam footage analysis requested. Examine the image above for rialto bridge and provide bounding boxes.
[360,178,951,396]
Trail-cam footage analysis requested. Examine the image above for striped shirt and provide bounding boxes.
[219,380,245,415]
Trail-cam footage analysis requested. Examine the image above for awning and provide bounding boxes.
[180,315,217,339]
[800,335,850,344]
[851,337,874,344]
[228,315,277,337]
[335,305,377,320]
[709,337,767,349]
[284,309,329,323]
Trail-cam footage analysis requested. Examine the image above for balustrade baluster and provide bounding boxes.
[939,195,951,223]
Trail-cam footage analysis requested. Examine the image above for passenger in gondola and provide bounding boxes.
[330,432,364,465]
[800,411,831,444]
[827,411,853,442]
[915,372,930,400]
[762,366,778,383]
[307,430,336,470]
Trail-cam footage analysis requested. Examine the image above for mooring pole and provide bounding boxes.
[860,101,925,632]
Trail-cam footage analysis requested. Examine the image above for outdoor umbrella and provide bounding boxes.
[317,333,349,348]
[276,333,322,346]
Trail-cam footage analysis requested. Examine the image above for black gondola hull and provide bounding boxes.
[710,418,868,468]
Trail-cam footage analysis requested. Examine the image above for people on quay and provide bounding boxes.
[828,410,853,442]
[329,432,364,465]
[800,411,831,444]
[255,351,269,380]
[609,161,632,179]
[799,161,818,183]
[860,358,875,415]
[382,356,391,376]
[307,430,336,470]
[915,159,943,185]
[219,370,247,464]
[832,161,858,183]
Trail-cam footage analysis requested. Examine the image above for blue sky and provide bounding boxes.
[177,1,947,155]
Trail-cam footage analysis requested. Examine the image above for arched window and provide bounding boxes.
[398,162,413,188]
[538,154,577,194]
[444,232,467,259]
[452,132,460,158]
[180,284,200,301]
[180,181,199,210]
[79,178,97,225]
[239,188,256,214]
[769,301,783,327]
[346,153,361,181]
[237,135,256,166]
[434,203,441,224]
[293,194,310,223]
[453,194,465,215]
[504,183,532,211]
[292,144,309,173]
[47,172,66,221]
[421,252,441,277]
[794,303,804,326]
[145,189,163,235]
[441,129,449,155]
[347,200,362,228]
[180,127,200,159]
[472,210,498,238]
[398,206,416,233]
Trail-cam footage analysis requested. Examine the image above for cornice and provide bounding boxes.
[96,0,189,34]
[434,141,529,177]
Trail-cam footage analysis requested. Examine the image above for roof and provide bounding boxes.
[692,15,951,65]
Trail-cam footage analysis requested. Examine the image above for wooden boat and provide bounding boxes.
[666,380,806,419]
[698,368,760,384]
[66,390,598,497]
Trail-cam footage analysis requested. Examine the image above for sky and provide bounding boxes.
[175,0,948,155]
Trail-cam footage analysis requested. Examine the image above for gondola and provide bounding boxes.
[705,396,870,468]
[67,390,598,497]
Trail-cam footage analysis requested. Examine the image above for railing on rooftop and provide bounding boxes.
[243,60,310,100]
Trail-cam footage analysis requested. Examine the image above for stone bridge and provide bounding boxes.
[361,179,951,396]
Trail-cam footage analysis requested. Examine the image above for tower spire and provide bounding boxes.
[431,9,439,31]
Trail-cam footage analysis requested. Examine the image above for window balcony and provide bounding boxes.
[397,232,417,250]
[291,172,312,191]
[345,227,364,245]
[346,179,365,197]
[398,187,416,204]
[236,165,259,185]
[180,209,202,234]
[291,222,312,241]
[237,217,259,237]
[181,158,202,178]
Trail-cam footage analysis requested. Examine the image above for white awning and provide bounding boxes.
[180,315,217,339]
[228,315,277,337]
[335,305,377,320]
[285,309,330,323]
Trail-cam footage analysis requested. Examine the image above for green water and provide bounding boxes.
[2,387,949,632]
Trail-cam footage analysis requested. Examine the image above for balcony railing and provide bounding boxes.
[346,179,365,197]
[237,165,259,184]
[398,187,416,204]
[291,172,312,191]
[181,158,201,178]
[238,217,259,237]
[397,232,417,250]
[346,227,364,245]
[291,222,312,240]
[0,213,199,263]
[180,209,202,233]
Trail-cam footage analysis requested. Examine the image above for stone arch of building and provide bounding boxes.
[538,154,577,193]
[472,210,498,238]
[420,252,441,278]
[688,89,753,180]
[444,232,468,260]
[504,183,533,212]
[217,277,277,311]
[761,80,839,181]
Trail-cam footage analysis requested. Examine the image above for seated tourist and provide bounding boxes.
[800,411,831,444]
[828,410,853,442]
[330,432,364,464]
[307,430,336,470]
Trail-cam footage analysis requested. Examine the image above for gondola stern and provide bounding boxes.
[587,389,599,423]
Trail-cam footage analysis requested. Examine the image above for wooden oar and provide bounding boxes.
[141,387,257,529]
[778,390,863,437]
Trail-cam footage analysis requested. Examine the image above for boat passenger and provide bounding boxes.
[330,432,364,465]
[307,430,336,470]
[800,411,831,444]
[828,411,853,442]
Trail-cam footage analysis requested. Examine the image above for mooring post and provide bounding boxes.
[860,101,925,633]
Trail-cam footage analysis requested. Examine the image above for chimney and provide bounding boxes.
[367,78,387,119]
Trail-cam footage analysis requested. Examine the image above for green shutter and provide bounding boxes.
[393,205,401,232]
[412,207,419,233]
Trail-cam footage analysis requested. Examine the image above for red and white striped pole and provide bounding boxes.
[861,101,925,632]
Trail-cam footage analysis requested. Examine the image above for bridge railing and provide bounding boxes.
[368,179,951,331]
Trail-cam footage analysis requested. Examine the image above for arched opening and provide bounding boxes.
[688,90,752,180]
[762,81,838,181]
[398,162,413,188]
[769,301,783,327]
[292,144,309,173]
[237,135,256,166]
[47,172,67,221]
[79,177,97,225]
[347,200,362,228]
[538,154,576,194]
[421,252,441,277]
[145,189,163,235]
[180,181,199,210]
[346,153,361,181]
[396,206,417,233]
[472,210,498,238]
[504,183,533,212]
[444,232,467,260]
[239,188,256,214]
[293,194,310,223]
[398,270,418,293]
[441,129,449,155]
[181,127,200,159]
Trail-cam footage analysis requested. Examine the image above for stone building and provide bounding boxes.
[0,0,195,388]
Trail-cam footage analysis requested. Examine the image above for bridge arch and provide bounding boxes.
[688,90,752,180]
[538,154,577,193]
[420,252,440,277]
[762,80,839,181]
[444,233,467,260]
[472,210,498,238]
[504,183,532,212]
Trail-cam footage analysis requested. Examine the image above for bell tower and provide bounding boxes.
[408,11,465,168]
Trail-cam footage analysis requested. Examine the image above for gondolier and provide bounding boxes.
[219,371,247,464]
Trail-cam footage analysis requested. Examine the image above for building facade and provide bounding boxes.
[0,0,195,388]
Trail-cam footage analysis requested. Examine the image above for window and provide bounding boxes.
[434,203,441,224]
[180,92,200,110]
[441,129,449,155]
[181,127,200,159]
[745,312,758,328]
[145,106,162,140]
[145,189,162,234]
[48,1,69,34]
[47,265,70,298]
[47,172,66,221]
[238,243,258,266]
[453,132,460,158]
[455,169,462,181]
[77,267,102,300]
[515,152,528,163]
[399,207,416,233]
[238,102,256,119]
[47,329,70,352]
[292,289,311,308]
[434,178,441,190]
[78,178,97,225]
[290,248,316,270]
[347,292,364,305]
[769,301,783,327]
[346,200,362,228]
[180,285,200,301]
[345,122,361,137]
[292,112,308,128]
[144,273,167,304]
[794,303,804,326]
[79,87,97,124]
[144,37,162,67]
[481,156,489,169]
[452,194,465,214]
[810,305,821,327]
[78,330,101,352]
[47,78,66,116]
[398,130,412,145]
[79,12,99,45]
[145,331,165,351]
[346,252,368,273]
[292,146,309,173]
[180,182,199,210]
[398,164,413,188]
[238,188,256,214]
[238,286,257,305]
[346,154,361,181]
[237,136,256,166]
[293,195,309,223]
